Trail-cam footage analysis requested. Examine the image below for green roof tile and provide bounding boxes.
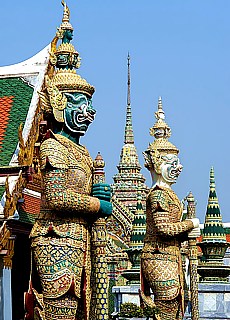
[0,185,5,198]
[0,78,34,166]
[18,209,37,224]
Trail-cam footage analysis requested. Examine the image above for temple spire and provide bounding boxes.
[124,53,134,144]
[197,167,230,282]
[112,54,147,213]
[202,167,226,243]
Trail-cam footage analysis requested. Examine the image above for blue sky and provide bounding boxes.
[1,0,230,222]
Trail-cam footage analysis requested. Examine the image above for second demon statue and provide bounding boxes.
[141,98,200,320]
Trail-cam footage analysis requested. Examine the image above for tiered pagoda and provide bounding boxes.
[106,56,148,312]
[111,55,147,212]
[198,167,230,282]
[122,187,146,284]
[108,55,147,244]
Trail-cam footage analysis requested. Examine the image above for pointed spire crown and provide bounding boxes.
[40,1,95,122]
[208,166,219,209]
[144,97,179,173]
[150,97,172,139]
[209,166,217,196]
[124,54,134,144]
[59,0,73,31]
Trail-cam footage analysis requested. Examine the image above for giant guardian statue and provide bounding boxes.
[141,98,200,320]
[25,2,112,320]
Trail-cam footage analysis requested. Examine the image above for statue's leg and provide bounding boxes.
[43,294,78,320]
[155,298,182,320]
[31,236,85,319]
[141,255,183,320]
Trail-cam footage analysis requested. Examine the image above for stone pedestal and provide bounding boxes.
[113,283,230,319]
[112,285,140,313]
[184,283,230,319]
[198,283,230,319]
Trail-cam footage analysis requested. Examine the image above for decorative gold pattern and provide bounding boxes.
[18,100,43,166]
[51,69,94,96]
[3,236,15,269]
[0,222,14,269]
[3,172,25,219]
[30,133,100,319]
[90,153,109,320]
[186,192,199,320]
[43,295,78,320]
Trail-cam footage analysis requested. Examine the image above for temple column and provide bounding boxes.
[0,254,12,320]
[2,266,12,320]
[0,237,15,320]
[0,256,4,320]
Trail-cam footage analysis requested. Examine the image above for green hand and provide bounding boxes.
[92,183,111,201]
[98,200,112,217]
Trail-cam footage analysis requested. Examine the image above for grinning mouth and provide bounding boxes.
[170,168,181,177]
[76,113,95,123]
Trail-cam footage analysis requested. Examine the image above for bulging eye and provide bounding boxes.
[172,161,177,167]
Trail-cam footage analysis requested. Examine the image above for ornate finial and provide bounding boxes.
[143,98,178,173]
[150,97,171,139]
[93,152,106,184]
[210,166,215,191]
[127,53,131,106]
[154,96,165,121]
[187,191,195,203]
[124,54,134,144]
[93,152,105,170]
[186,191,196,219]
[60,0,73,31]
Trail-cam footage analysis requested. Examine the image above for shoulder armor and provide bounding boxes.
[40,138,68,170]
[148,189,169,212]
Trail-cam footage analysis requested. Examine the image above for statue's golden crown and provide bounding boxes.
[56,43,77,55]
[148,138,179,157]
[47,1,95,98]
[144,97,179,172]
[40,1,95,123]
[51,69,95,97]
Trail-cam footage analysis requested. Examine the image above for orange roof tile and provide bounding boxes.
[0,96,14,149]
[20,193,41,215]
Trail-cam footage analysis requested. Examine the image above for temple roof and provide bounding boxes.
[0,46,50,215]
